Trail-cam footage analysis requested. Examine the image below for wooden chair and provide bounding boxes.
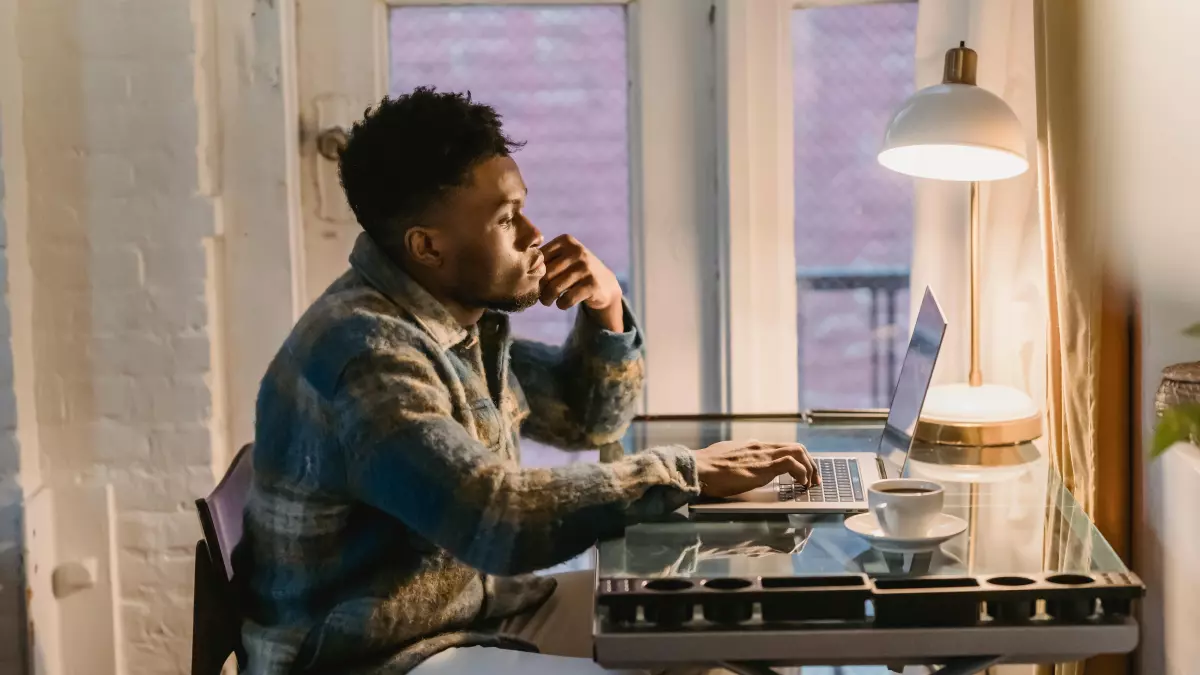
[192,443,254,675]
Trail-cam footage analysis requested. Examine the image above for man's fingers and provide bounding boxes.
[540,234,572,253]
[542,248,582,278]
[540,261,589,306]
[539,234,581,262]
[768,456,810,487]
[769,444,818,484]
[742,441,785,452]
[556,282,593,309]
[766,443,807,458]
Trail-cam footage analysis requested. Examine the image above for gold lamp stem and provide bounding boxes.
[969,180,983,387]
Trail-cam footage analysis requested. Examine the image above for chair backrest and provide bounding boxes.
[196,443,254,581]
[192,539,241,675]
[192,443,253,675]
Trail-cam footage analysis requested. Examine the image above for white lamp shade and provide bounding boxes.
[878,83,1028,181]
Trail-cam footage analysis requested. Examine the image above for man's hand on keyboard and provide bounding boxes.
[693,440,819,498]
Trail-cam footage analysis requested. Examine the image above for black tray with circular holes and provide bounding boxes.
[596,572,1144,630]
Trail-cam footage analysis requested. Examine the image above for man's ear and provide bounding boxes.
[404,226,443,269]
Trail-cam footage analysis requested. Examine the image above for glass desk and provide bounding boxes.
[591,419,1141,673]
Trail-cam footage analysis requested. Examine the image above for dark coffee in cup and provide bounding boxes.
[867,479,945,538]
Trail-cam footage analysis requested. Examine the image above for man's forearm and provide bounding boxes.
[513,301,644,448]
[346,416,699,575]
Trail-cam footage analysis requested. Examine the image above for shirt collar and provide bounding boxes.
[349,232,470,350]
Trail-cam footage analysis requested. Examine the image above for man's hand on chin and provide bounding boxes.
[537,234,625,333]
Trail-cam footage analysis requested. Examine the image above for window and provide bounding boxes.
[792,1,919,409]
[389,5,632,348]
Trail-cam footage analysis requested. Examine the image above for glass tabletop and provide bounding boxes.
[596,418,1126,581]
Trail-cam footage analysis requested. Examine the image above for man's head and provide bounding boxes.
[338,88,546,313]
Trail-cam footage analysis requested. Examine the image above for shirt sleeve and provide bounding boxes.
[510,300,645,450]
[333,338,699,576]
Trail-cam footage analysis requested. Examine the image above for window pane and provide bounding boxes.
[792,3,918,409]
[388,6,631,348]
[389,6,630,467]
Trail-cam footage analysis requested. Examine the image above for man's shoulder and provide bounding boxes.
[274,272,441,396]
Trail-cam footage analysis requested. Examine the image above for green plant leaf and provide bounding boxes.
[1153,403,1200,458]
[1183,322,1200,339]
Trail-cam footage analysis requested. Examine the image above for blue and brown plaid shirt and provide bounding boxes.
[235,233,699,674]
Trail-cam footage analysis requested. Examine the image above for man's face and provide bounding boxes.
[421,155,546,312]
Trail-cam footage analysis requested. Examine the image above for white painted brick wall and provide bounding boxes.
[88,0,217,665]
[3,0,223,672]
[83,0,217,666]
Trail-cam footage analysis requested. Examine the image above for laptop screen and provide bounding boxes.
[876,287,947,474]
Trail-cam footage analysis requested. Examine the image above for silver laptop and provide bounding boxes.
[689,287,947,515]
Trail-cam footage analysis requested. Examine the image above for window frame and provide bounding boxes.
[715,0,799,414]
[627,0,726,415]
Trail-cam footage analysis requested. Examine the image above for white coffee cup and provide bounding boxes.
[867,479,945,539]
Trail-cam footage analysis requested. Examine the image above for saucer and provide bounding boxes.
[843,512,968,554]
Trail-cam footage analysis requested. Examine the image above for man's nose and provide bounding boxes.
[523,217,544,249]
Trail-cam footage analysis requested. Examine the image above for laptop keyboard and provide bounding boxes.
[777,457,864,503]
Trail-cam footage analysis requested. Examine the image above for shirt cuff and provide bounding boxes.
[649,445,701,496]
[623,445,701,521]
[573,299,644,363]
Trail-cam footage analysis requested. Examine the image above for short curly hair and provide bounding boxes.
[338,87,524,246]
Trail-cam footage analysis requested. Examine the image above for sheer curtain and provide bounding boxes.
[1035,1,1134,673]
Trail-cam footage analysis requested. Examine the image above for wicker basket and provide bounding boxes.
[1155,362,1200,417]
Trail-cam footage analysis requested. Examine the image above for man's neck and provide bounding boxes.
[431,293,485,329]
[401,264,485,328]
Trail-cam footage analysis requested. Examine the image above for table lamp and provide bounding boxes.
[878,42,1041,446]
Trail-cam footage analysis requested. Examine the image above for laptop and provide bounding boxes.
[689,287,947,515]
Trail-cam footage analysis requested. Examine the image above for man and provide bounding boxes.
[236,88,818,675]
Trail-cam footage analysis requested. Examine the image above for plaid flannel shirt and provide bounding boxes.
[234,233,699,674]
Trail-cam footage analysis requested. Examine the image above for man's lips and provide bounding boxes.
[529,252,546,274]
